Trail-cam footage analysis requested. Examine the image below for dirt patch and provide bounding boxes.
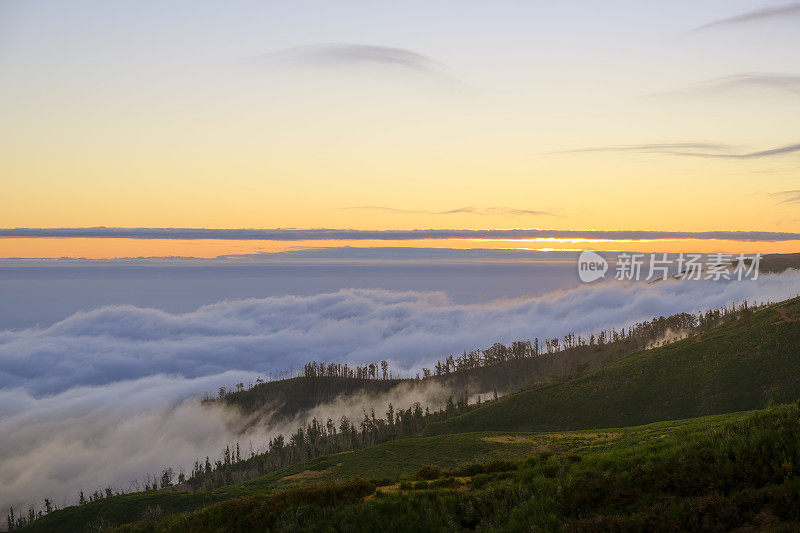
[482,435,536,444]
[777,307,800,323]
[281,467,331,483]
[544,432,621,440]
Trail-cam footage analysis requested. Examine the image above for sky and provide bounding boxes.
[4,2,800,514]
[1,0,800,258]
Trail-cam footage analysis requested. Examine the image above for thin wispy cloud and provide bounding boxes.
[706,73,800,95]
[557,141,800,160]
[656,73,800,97]
[555,142,735,155]
[695,2,800,30]
[254,43,460,83]
[3,228,800,242]
[773,190,800,205]
[339,206,552,217]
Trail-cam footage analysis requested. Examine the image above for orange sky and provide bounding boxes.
[1,237,796,259]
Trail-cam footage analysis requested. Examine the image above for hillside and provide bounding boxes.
[216,375,407,423]
[425,298,800,436]
[214,306,713,426]
[15,409,754,532]
[761,252,800,274]
[65,403,800,531]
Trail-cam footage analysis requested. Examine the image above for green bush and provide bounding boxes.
[429,477,458,489]
[415,465,442,480]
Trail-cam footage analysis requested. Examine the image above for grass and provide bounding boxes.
[19,409,752,532]
[237,409,750,492]
[425,298,800,435]
[111,402,800,531]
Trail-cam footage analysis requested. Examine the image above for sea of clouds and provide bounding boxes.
[2,270,800,514]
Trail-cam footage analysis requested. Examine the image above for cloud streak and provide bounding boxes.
[695,3,800,30]
[657,73,800,97]
[558,141,800,160]
[338,206,553,217]
[774,190,800,205]
[3,227,800,242]
[254,43,458,82]
[700,73,800,95]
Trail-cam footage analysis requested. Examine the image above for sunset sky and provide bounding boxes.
[2,0,799,258]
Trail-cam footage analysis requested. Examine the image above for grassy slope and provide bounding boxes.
[20,410,748,532]
[120,403,800,532]
[425,298,800,436]
[237,409,747,492]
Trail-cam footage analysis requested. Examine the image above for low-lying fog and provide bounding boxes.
[2,254,799,514]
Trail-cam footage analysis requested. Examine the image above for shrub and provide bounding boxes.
[429,477,458,489]
[416,465,442,480]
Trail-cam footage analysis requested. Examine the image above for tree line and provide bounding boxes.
[188,390,479,490]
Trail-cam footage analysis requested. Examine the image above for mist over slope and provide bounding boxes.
[2,270,800,514]
[426,296,800,435]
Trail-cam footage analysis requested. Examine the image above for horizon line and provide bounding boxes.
[2,227,800,242]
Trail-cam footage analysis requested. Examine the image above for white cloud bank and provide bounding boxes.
[2,271,800,513]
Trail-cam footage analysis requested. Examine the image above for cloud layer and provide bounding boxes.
[0,373,452,516]
[3,227,800,242]
[4,273,800,512]
[6,277,800,398]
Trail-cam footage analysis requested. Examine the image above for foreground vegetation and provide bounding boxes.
[14,406,784,532]
[108,403,800,531]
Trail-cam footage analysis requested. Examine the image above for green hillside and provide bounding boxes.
[216,375,407,423]
[425,298,800,436]
[16,408,755,532]
[115,403,800,531]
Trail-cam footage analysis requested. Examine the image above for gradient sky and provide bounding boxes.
[1,0,799,257]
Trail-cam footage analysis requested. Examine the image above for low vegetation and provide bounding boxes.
[109,403,800,531]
